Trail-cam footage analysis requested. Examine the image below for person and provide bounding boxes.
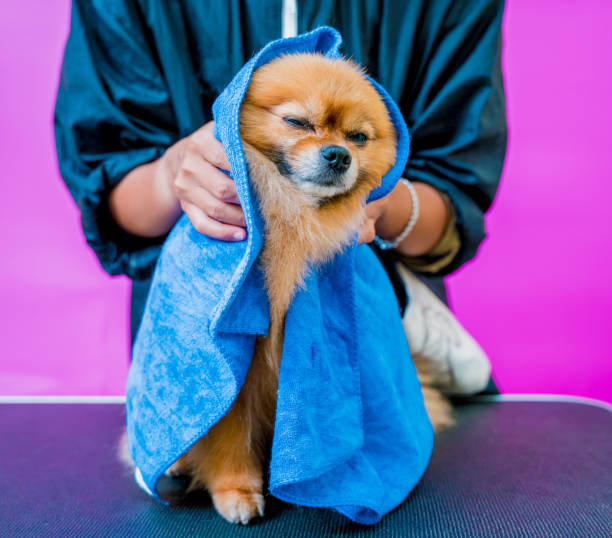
[55,0,506,394]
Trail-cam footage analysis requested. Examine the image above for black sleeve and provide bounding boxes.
[391,0,508,274]
[54,0,179,279]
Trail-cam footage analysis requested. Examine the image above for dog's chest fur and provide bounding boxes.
[239,144,372,435]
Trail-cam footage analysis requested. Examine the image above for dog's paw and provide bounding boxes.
[211,489,265,525]
[165,456,190,478]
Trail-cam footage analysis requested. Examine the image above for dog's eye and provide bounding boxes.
[284,117,311,129]
[347,132,368,144]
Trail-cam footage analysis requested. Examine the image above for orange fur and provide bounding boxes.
[411,352,456,431]
[125,54,449,524]
[182,54,398,524]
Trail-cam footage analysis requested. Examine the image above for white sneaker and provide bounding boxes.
[396,263,491,396]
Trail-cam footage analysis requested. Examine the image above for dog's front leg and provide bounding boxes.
[184,384,266,525]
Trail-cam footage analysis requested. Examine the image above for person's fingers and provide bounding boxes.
[225,192,241,205]
[181,201,247,241]
[203,138,231,172]
[203,164,238,202]
[357,218,376,245]
[190,121,231,172]
[176,153,238,203]
[364,197,388,220]
[182,183,246,227]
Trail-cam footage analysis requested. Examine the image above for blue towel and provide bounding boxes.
[126,26,433,525]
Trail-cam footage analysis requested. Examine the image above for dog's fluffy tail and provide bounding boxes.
[412,353,455,431]
[419,383,455,432]
[117,429,135,471]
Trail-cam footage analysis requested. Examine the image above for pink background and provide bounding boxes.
[1,2,610,401]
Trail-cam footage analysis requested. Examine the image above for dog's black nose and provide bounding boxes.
[321,145,351,173]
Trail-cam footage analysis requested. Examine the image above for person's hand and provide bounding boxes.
[162,121,247,241]
[357,196,390,245]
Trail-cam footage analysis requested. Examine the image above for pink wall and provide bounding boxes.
[1,2,610,401]
[447,1,612,403]
[0,1,130,395]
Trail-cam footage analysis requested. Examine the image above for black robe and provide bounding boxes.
[54,0,507,339]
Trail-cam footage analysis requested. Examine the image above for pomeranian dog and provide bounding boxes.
[124,53,451,525]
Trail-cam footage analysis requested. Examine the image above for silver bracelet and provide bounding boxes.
[374,179,419,250]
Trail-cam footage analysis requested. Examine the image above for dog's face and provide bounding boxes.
[240,54,397,201]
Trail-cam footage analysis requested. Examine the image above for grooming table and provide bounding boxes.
[1,397,610,537]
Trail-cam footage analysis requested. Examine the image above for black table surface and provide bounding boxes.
[0,399,610,537]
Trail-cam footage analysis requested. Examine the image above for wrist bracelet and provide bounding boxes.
[374,178,419,250]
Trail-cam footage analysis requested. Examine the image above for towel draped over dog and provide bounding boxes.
[127,26,433,525]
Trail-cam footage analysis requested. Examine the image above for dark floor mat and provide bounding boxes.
[0,400,610,537]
